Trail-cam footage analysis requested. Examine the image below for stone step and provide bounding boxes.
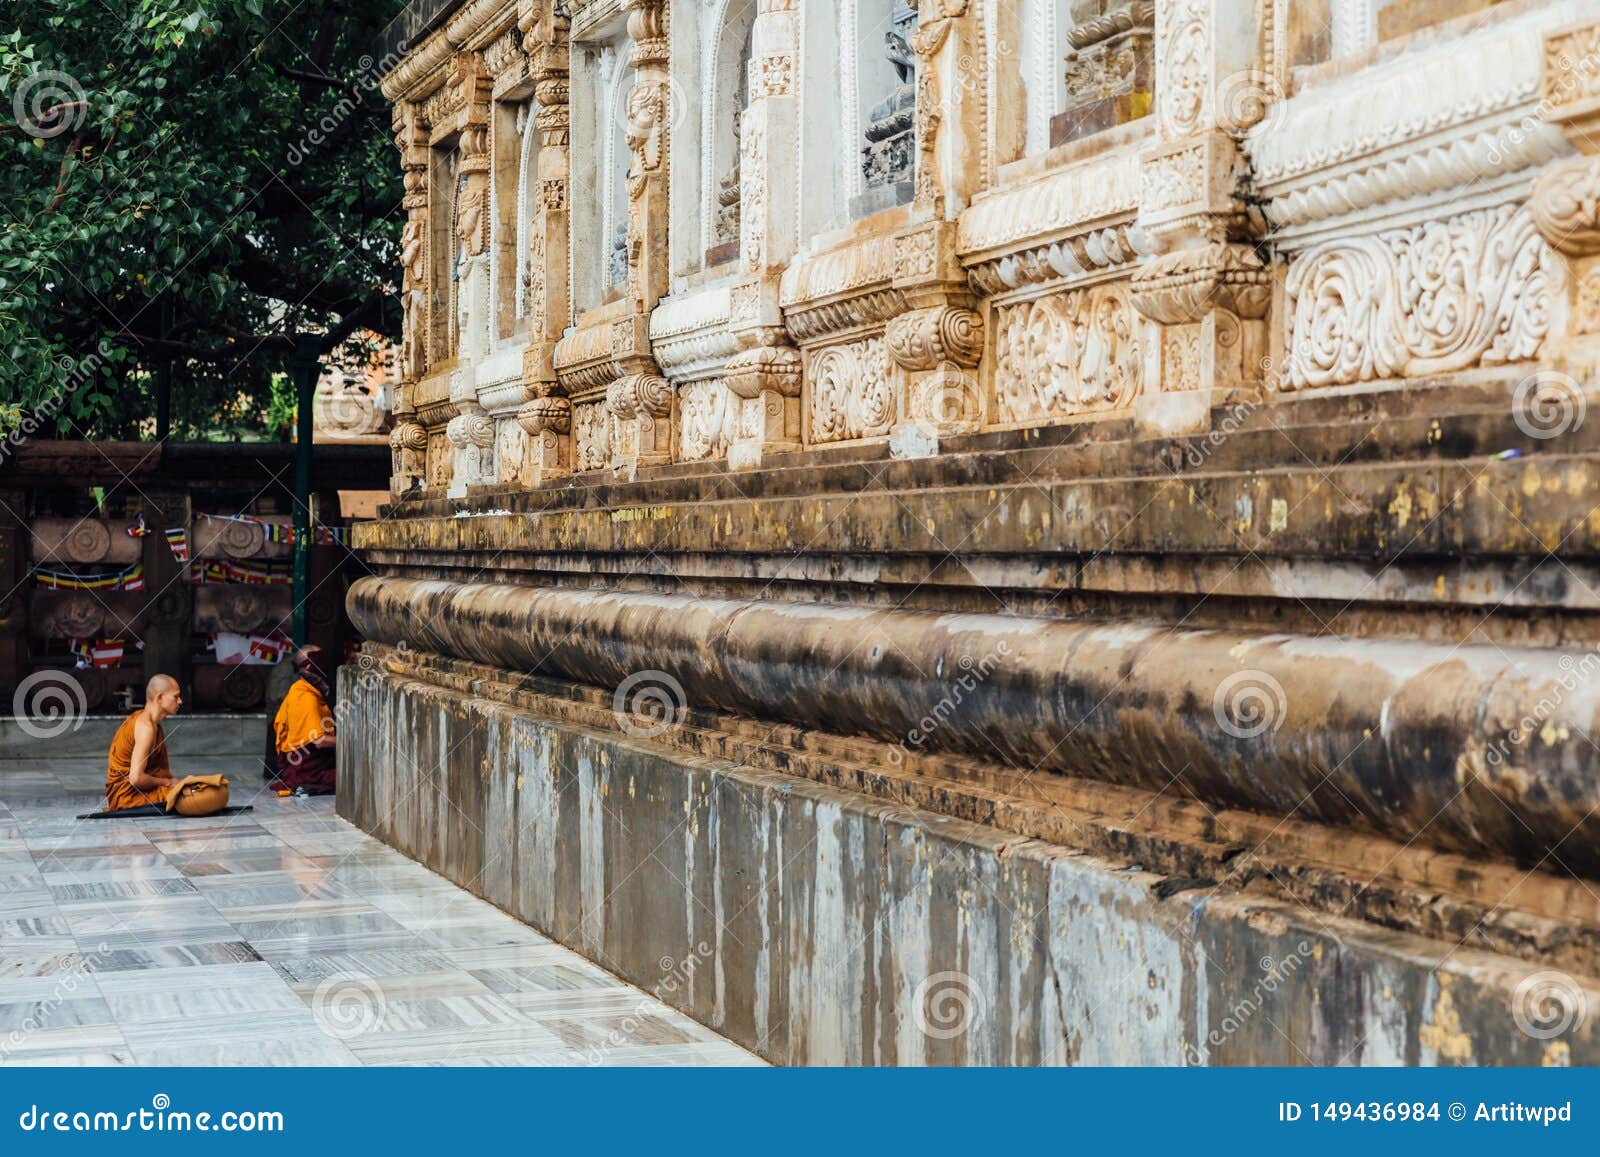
[395,370,1581,519]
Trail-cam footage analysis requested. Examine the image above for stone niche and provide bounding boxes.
[852,0,919,220]
[1053,0,1154,148]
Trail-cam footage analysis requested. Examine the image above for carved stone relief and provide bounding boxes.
[1283,204,1554,390]
[808,337,894,444]
[994,285,1144,423]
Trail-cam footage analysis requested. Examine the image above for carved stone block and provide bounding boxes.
[994,285,1144,424]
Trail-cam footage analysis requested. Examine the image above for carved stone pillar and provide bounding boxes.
[1129,0,1274,435]
[515,393,572,477]
[1529,18,1600,378]
[722,0,802,470]
[388,388,428,496]
[391,101,431,495]
[885,299,983,457]
[607,371,673,470]
[724,343,801,470]
[607,0,673,477]
[882,0,985,459]
[454,54,494,366]
[910,0,982,220]
[515,1,574,484]
[445,401,496,498]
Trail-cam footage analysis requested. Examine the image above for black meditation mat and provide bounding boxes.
[75,804,256,820]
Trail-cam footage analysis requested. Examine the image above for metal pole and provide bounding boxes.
[290,335,322,645]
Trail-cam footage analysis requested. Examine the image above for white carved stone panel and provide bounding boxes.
[495,419,528,486]
[678,380,738,462]
[806,336,894,444]
[1283,203,1555,390]
[993,285,1144,423]
[574,400,610,472]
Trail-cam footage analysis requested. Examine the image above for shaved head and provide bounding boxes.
[146,674,178,698]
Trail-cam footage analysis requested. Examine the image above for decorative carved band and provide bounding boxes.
[885,306,983,371]
[1282,203,1554,391]
[994,285,1143,423]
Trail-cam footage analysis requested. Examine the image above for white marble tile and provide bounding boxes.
[0,773,759,1068]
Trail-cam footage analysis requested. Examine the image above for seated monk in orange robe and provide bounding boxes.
[272,646,336,793]
[105,675,184,811]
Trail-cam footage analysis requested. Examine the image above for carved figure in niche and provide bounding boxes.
[715,19,755,253]
[609,221,629,290]
[856,0,919,216]
[399,216,426,379]
[1056,1,1154,147]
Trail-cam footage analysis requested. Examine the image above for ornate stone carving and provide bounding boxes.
[608,372,673,468]
[860,1,919,204]
[517,395,573,435]
[1249,11,1565,244]
[1057,2,1154,145]
[445,403,496,494]
[1156,0,1210,140]
[1542,17,1600,142]
[739,121,766,268]
[388,418,428,492]
[679,381,738,462]
[1530,155,1600,257]
[750,53,793,99]
[1131,242,1270,326]
[885,306,983,371]
[573,400,610,472]
[1283,204,1555,390]
[994,285,1144,423]
[808,337,893,444]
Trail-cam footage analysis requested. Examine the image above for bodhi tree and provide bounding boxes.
[0,0,406,441]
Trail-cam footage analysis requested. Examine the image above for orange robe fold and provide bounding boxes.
[272,678,336,790]
[105,711,172,812]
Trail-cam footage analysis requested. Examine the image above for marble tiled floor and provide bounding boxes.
[0,755,761,1066]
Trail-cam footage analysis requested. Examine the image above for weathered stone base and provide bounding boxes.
[339,663,1600,1066]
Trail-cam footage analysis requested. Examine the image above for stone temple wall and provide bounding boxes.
[351,0,1600,1063]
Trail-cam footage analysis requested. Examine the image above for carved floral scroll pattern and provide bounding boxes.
[574,401,610,471]
[808,338,893,444]
[679,381,739,461]
[994,287,1144,423]
[1283,204,1555,390]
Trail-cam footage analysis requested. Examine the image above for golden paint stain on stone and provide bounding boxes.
[1418,975,1473,1062]
[1540,719,1570,747]
[1388,488,1413,530]
[1544,1040,1572,1067]
[1567,465,1590,497]
[1427,419,1442,445]
[1269,498,1288,533]
[1522,465,1543,499]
